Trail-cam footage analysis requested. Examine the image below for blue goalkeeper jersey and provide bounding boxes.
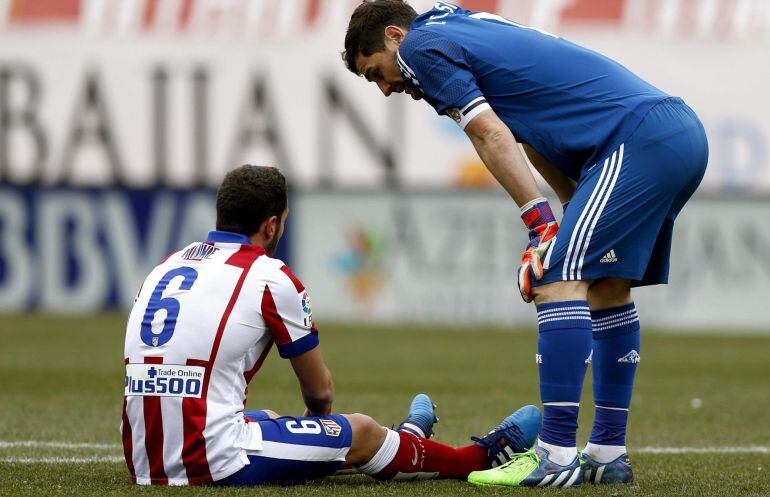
[397,2,670,180]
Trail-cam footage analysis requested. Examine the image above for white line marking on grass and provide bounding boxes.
[1,441,768,465]
[0,456,124,464]
[0,441,119,450]
[636,446,769,454]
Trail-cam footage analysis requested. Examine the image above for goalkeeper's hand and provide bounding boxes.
[518,198,559,303]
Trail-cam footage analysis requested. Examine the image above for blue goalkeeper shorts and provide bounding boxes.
[535,97,708,287]
[215,411,352,486]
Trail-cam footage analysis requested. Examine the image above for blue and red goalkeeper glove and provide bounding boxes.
[518,198,559,303]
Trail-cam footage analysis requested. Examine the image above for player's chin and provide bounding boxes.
[404,90,421,101]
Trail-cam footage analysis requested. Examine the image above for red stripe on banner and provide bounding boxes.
[460,0,499,14]
[181,246,262,485]
[9,0,79,23]
[280,265,305,292]
[143,0,158,30]
[244,339,274,385]
[142,356,167,485]
[179,0,194,29]
[306,0,322,26]
[562,0,625,24]
[261,285,291,345]
[181,358,211,485]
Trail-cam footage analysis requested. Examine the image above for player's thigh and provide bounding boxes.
[532,280,590,304]
[588,278,632,310]
[217,414,352,486]
[537,147,689,288]
[243,409,279,421]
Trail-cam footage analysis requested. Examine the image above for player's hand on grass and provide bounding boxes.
[518,198,559,303]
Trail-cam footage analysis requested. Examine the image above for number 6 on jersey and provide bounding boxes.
[140,267,198,347]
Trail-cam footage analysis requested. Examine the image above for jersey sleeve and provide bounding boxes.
[398,29,491,129]
[260,265,319,359]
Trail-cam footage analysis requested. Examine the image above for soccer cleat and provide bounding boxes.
[468,445,582,488]
[581,452,634,484]
[471,405,541,467]
[397,393,438,439]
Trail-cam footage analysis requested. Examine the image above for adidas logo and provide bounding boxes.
[618,350,640,364]
[600,249,618,263]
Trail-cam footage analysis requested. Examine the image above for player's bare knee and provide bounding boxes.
[344,413,386,466]
[532,280,590,305]
[588,278,632,310]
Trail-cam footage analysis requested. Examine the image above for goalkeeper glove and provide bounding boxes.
[518,198,559,303]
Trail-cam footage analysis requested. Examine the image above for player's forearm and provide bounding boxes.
[522,144,576,205]
[290,347,335,415]
[302,376,334,415]
[466,112,543,207]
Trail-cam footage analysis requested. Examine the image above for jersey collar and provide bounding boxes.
[205,230,252,245]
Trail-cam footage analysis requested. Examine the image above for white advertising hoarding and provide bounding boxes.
[0,0,768,191]
[293,191,770,332]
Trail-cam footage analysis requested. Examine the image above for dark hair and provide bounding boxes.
[216,165,287,237]
[343,0,417,74]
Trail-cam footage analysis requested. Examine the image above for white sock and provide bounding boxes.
[537,439,577,466]
[356,428,400,475]
[582,442,626,464]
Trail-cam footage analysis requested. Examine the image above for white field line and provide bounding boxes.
[1,456,124,464]
[636,446,769,454]
[0,441,768,464]
[0,441,118,450]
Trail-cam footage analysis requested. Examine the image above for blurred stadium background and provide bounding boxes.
[0,0,769,495]
[1,0,769,329]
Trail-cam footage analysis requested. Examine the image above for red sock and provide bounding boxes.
[376,431,488,480]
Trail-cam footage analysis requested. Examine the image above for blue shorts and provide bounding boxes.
[536,97,708,287]
[216,411,353,486]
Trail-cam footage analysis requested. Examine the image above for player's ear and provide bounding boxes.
[259,215,277,240]
[384,25,406,45]
[265,215,278,238]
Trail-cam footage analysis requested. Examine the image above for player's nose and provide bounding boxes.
[377,81,393,96]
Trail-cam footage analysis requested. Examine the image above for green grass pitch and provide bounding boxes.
[1,314,769,496]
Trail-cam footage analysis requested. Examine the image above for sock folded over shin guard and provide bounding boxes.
[589,303,640,447]
[358,430,488,480]
[536,301,593,448]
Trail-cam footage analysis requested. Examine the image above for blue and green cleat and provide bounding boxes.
[581,452,634,484]
[471,405,541,467]
[468,445,582,488]
[397,393,438,438]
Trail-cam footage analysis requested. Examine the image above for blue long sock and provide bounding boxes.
[536,301,592,448]
[589,303,641,447]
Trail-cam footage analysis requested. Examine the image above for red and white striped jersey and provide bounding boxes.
[122,230,318,485]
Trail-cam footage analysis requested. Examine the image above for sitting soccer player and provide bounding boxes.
[121,165,541,486]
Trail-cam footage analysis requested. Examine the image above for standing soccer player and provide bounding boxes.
[122,165,541,486]
[343,0,708,488]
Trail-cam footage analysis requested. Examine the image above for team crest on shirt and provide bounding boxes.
[446,108,462,123]
[301,291,313,327]
[320,418,342,437]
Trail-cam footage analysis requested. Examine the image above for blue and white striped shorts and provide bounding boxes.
[536,98,708,287]
[216,411,352,486]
